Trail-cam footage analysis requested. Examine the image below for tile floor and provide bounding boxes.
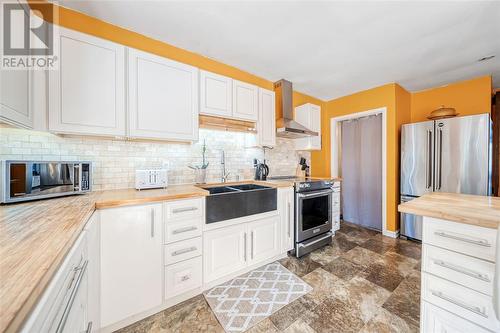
[116,222,422,333]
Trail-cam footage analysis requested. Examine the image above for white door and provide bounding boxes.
[247,215,280,266]
[232,80,258,121]
[199,70,232,118]
[258,88,276,147]
[48,27,126,136]
[100,204,162,328]
[203,224,247,283]
[279,188,295,252]
[128,48,199,141]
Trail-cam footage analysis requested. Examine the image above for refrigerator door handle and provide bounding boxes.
[426,130,432,189]
[436,128,443,190]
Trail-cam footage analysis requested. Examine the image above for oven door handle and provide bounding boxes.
[297,190,333,198]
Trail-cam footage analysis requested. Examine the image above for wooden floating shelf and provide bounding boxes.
[199,115,257,133]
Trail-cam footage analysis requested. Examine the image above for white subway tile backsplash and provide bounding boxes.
[1,128,309,190]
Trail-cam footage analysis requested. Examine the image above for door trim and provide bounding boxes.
[329,107,389,237]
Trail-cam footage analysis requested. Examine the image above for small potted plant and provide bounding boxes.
[188,140,209,184]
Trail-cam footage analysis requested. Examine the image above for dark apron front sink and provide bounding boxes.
[201,184,277,224]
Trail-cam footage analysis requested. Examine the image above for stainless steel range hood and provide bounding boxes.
[274,79,318,138]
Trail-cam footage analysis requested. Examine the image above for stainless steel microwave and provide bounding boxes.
[1,161,91,203]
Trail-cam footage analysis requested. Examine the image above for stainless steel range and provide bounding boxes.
[269,176,337,257]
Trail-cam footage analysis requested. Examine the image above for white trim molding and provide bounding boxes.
[330,107,395,237]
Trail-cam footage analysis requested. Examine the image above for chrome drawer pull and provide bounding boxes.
[172,207,198,214]
[172,246,197,256]
[56,260,89,333]
[431,290,487,318]
[434,231,491,247]
[85,321,93,333]
[433,259,490,282]
[172,226,197,234]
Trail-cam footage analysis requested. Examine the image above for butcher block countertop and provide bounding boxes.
[0,179,306,333]
[398,192,500,229]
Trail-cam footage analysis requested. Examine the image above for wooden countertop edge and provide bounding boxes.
[95,192,209,209]
[398,204,499,229]
[4,209,95,333]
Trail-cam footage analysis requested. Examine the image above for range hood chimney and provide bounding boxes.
[274,79,318,138]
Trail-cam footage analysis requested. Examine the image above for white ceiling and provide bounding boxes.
[58,1,500,100]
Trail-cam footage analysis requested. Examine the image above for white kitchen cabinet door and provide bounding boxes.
[128,48,199,141]
[48,27,126,136]
[100,204,162,328]
[0,68,33,128]
[422,301,491,333]
[200,70,232,118]
[247,215,280,266]
[232,80,258,121]
[257,88,276,147]
[84,212,100,331]
[309,105,321,149]
[203,224,247,283]
[279,187,295,252]
[0,4,33,129]
[294,103,321,150]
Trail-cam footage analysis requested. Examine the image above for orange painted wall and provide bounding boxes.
[311,83,410,232]
[411,76,492,122]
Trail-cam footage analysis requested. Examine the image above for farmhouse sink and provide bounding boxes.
[201,183,277,224]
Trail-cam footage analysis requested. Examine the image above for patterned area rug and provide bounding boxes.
[203,262,312,332]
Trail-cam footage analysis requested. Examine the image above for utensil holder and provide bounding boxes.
[195,168,207,184]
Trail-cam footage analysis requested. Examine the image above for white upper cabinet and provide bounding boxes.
[257,88,276,147]
[48,28,126,136]
[128,48,199,141]
[199,70,232,118]
[232,79,258,121]
[0,69,32,128]
[294,103,321,150]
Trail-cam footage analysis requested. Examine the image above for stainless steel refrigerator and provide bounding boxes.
[400,113,491,240]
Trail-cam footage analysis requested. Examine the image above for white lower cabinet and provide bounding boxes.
[165,256,203,299]
[421,217,500,332]
[247,216,280,265]
[203,223,247,283]
[422,302,491,333]
[21,227,89,333]
[279,187,295,252]
[100,204,163,328]
[84,213,101,331]
[203,214,281,284]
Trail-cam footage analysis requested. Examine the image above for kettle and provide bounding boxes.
[253,159,269,181]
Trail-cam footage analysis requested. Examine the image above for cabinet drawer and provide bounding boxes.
[423,217,497,262]
[165,237,202,265]
[423,244,494,295]
[422,273,500,332]
[165,217,202,244]
[422,301,492,333]
[165,256,202,300]
[164,198,203,221]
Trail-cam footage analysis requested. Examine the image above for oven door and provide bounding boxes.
[296,189,333,242]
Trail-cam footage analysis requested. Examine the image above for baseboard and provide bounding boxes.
[382,229,400,238]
